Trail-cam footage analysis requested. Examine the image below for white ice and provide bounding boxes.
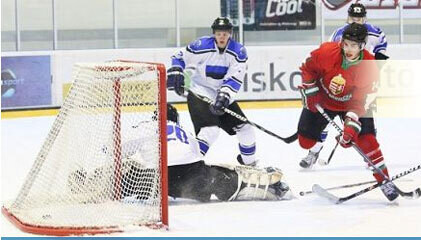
[2,108,421,237]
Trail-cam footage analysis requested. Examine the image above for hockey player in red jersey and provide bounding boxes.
[297,23,398,201]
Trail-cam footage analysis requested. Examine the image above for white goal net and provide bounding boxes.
[2,61,168,235]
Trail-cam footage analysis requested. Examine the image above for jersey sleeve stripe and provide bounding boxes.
[226,49,248,63]
[222,77,242,92]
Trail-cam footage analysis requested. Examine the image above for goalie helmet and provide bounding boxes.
[167,104,179,124]
[342,23,368,44]
[211,17,233,33]
[348,3,367,18]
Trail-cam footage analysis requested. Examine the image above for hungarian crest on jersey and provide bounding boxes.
[329,74,346,95]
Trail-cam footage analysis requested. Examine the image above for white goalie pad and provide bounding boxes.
[226,165,289,201]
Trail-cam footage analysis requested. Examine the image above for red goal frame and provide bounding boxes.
[2,61,168,236]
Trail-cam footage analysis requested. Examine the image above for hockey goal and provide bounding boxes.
[2,61,168,235]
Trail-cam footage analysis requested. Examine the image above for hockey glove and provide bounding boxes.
[167,66,185,96]
[299,82,320,113]
[210,91,230,116]
[339,112,361,148]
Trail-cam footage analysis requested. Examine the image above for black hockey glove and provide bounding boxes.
[209,91,230,116]
[374,52,389,60]
[167,66,185,96]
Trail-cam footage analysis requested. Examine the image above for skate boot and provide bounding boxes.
[299,150,320,169]
[379,181,399,201]
[237,154,258,167]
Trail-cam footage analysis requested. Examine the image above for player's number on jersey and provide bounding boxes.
[167,125,189,144]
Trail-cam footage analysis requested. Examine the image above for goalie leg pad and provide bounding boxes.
[208,165,239,201]
[228,165,288,201]
[168,161,213,202]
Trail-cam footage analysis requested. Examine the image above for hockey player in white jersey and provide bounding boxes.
[330,3,388,60]
[300,3,388,169]
[68,104,291,202]
[167,17,257,166]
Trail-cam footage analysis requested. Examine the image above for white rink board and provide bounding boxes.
[2,44,421,105]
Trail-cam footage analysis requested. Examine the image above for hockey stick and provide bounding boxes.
[315,104,421,199]
[312,164,421,203]
[318,140,339,166]
[187,90,297,144]
[300,179,376,196]
[318,119,343,166]
[300,172,414,196]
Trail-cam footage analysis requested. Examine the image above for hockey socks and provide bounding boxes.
[356,134,389,182]
[197,126,219,156]
[236,124,257,165]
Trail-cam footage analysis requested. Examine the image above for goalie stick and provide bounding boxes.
[312,164,421,203]
[315,104,421,199]
[186,90,297,144]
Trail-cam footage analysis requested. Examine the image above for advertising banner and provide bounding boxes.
[1,55,52,109]
[322,0,421,19]
[221,0,316,30]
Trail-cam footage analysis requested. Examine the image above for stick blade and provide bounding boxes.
[312,184,341,204]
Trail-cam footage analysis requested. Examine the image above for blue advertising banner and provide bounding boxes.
[1,55,52,109]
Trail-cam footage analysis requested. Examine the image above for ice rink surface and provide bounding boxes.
[2,107,421,237]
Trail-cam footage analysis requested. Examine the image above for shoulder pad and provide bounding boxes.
[226,40,248,62]
[364,23,382,34]
[332,25,347,42]
[187,36,216,53]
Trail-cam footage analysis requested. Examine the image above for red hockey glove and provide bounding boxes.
[299,81,320,113]
[339,112,361,148]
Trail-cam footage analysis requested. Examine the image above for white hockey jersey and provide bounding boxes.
[166,122,202,166]
[171,36,248,102]
[114,122,202,167]
[330,23,387,55]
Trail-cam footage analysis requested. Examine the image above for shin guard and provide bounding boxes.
[356,134,389,182]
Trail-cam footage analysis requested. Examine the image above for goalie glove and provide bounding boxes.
[339,112,361,148]
[299,81,320,113]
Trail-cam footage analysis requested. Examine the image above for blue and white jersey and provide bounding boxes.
[171,36,248,102]
[112,122,201,167]
[330,23,387,55]
[166,122,202,166]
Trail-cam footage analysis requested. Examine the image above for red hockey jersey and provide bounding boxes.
[300,42,378,117]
